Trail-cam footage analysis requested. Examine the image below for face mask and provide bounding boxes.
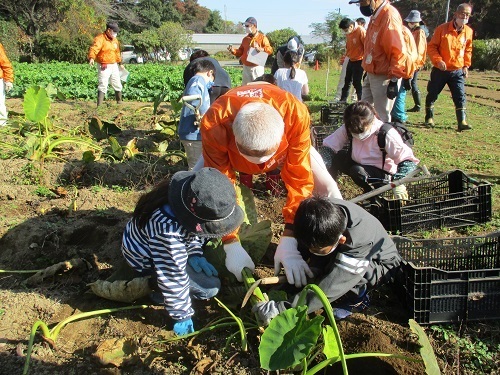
[360,4,374,17]
[352,128,372,141]
[241,152,274,164]
[310,234,343,257]
[245,27,252,34]
[206,80,214,90]
[111,32,118,38]
[455,18,468,27]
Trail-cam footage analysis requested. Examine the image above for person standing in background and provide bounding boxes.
[271,36,304,75]
[183,50,231,104]
[0,42,14,126]
[88,22,123,107]
[404,10,428,113]
[338,18,366,102]
[227,17,273,85]
[353,0,408,122]
[274,51,309,102]
[425,3,473,131]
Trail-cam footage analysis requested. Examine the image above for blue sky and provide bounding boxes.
[196,0,365,35]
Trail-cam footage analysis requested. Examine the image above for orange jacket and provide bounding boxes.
[427,21,473,71]
[232,32,273,67]
[201,83,313,231]
[412,27,427,69]
[0,43,13,83]
[345,25,366,62]
[362,1,407,78]
[88,33,121,64]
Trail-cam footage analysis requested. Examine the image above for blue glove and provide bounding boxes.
[188,256,218,277]
[173,318,195,336]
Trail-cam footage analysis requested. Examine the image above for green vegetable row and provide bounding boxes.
[10,62,243,102]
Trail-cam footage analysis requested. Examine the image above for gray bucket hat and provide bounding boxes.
[404,10,422,23]
[169,168,244,238]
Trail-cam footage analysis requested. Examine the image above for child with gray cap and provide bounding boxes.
[121,168,244,336]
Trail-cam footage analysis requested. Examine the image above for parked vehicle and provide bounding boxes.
[303,50,317,62]
[121,45,143,64]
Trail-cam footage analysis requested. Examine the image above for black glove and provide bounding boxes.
[403,79,411,91]
[386,80,398,99]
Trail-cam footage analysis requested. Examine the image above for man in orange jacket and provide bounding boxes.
[425,3,473,131]
[0,42,14,126]
[351,0,408,122]
[88,22,124,107]
[198,82,342,288]
[228,17,273,85]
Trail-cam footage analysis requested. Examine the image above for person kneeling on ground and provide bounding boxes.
[319,101,419,200]
[121,168,244,336]
[252,196,403,324]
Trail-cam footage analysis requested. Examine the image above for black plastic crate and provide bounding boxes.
[320,102,346,125]
[311,125,340,149]
[373,170,492,234]
[393,232,500,324]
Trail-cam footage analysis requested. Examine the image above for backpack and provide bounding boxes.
[401,25,418,79]
[377,122,415,169]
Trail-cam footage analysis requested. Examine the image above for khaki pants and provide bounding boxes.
[97,62,122,95]
[242,65,265,86]
[361,73,399,122]
[181,140,203,170]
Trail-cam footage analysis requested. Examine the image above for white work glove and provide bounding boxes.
[89,58,95,66]
[4,81,13,93]
[274,237,314,288]
[223,242,255,282]
[392,184,409,200]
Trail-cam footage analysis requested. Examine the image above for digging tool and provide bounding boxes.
[180,94,202,126]
[349,165,430,204]
[241,275,287,308]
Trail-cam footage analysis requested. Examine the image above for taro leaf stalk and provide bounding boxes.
[23,305,148,375]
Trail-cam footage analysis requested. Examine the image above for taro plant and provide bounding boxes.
[258,284,440,375]
[0,86,101,161]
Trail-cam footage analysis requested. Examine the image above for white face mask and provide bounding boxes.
[241,152,274,164]
[310,234,343,257]
[111,32,118,38]
[352,128,372,141]
[245,26,253,34]
[455,17,468,27]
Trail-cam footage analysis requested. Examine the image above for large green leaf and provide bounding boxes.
[322,325,340,360]
[259,306,324,371]
[23,86,51,123]
[409,319,441,375]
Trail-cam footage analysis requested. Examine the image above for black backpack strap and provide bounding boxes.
[377,123,393,170]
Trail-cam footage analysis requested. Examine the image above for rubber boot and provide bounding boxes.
[97,91,105,107]
[265,171,283,197]
[456,108,472,131]
[408,90,421,112]
[115,91,122,104]
[424,106,434,127]
[238,173,253,190]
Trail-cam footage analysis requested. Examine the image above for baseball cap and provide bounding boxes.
[244,17,257,26]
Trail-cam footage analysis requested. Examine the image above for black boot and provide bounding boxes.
[425,106,434,127]
[97,91,105,107]
[408,90,421,112]
[456,108,472,131]
[115,91,122,104]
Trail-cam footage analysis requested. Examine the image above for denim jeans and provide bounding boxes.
[426,67,466,109]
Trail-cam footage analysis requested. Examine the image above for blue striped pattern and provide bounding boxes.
[121,205,203,321]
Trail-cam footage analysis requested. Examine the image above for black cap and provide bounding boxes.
[244,17,257,26]
[106,22,120,33]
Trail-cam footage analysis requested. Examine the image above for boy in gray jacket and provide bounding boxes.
[253,196,402,324]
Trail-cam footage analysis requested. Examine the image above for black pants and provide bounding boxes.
[330,149,391,192]
[209,86,230,104]
[341,60,364,101]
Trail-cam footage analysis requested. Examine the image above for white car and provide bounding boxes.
[121,45,143,64]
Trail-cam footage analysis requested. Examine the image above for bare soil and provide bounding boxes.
[0,91,493,375]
